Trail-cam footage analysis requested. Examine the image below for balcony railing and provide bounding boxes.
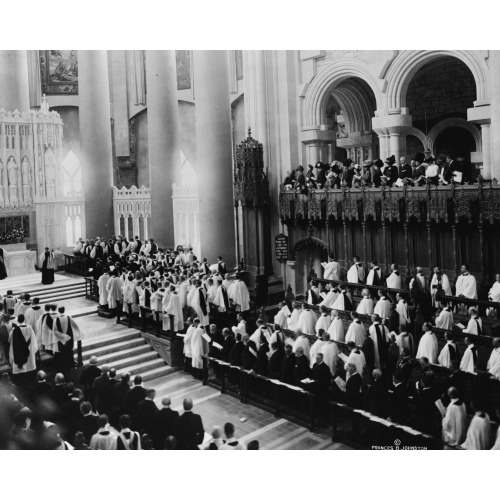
[279,180,500,225]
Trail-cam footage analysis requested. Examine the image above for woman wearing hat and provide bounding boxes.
[372,159,384,187]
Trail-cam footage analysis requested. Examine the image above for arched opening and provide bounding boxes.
[292,237,328,297]
[435,127,476,163]
[324,77,378,161]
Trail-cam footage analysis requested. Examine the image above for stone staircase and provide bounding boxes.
[12,281,87,305]
[78,327,178,382]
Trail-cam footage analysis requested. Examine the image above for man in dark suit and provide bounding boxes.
[221,329,235,362]
[79,356,102,404]
[372,159,383,187]
[173,397,205,450]
[228,333,244,366]
[121,375,146,418]
[50,373,69,408]
[294,347,311,387]
[395,348,414,385]
[310,353,331,419]
[280,344,296,384]
[242,334,257,370]
[383,156,398,186]
[136,388,158,435]
[365,369,388,417]
[398,155,413,180]
[100,368,120,420]
[388,374,409,424]
[151,397,179,449]
[413,373,438,434]
[112,372,131,424]
[75,401,99,446]
[269,342,285,379]
[345,363,362,408]
[30,370,53,411]
[93,365,110,415]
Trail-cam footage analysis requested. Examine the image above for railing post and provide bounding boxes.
[116,302,122,324]
[76,340,83,367]
[273,383,280,417]
[221,365,227,394]
[240,369,246,403]
[308,393,315,431]
[202,356,209,385]
[331,403,338,442]
[156,311,162,336]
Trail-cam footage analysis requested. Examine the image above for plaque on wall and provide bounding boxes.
[275,233,289,261]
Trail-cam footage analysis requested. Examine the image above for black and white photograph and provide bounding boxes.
[1,1,499,498]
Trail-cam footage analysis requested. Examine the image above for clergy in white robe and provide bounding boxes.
[460,340,478,374]
[274,302,290,330]
[346,257,365,283]
[331,288,353,311]
[287,304,302,330]
[177,280,189,310]
[296,306,317,336]
[488,275,500,303]
[430,268,452,307]
[487,339,500,373]
[373,293,391,321]
[183,321,196,360]
[186,282,198,311]
[228,277,250,312]
[307,283,321,305]
[346,344,366,378]
[442,389,467,447]
[293,332,311,360]
[416,323,438,364]
[490,357,500,380]
[366,262,383,286]
[106,275,123,310]
[396,330,415,356]
[191,321,205,370]
[437,336,459,369]
[327,313,344,342]
[212,283,228,314]
[315,308,332,336]
[321,337,339,375]
[36,308,59,350]
[166,288,184,333]
[461,412,492,450]
[461,309,483,335]
[319,287,339,308]
[455,266,477,299]
[356,289,374,316]
[345,313,365,346]
[368,315,391,370]
[25,301,44,338]
[309,337,327,368]
[386,264,402,289]
[435,306,454,330]
[395,296,410,329]
[191,284,209,327]
[321,258,340,281]
[98,272,110,307]
[249,323,271,350]
[9,322,38,375]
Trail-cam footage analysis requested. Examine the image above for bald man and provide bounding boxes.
[151,397,180,449]
[173,397,205,450]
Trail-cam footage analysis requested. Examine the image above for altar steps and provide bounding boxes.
[78,328,178,382]
[11,281,87,305]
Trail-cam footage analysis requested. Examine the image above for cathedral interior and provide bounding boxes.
[2,47,500,465]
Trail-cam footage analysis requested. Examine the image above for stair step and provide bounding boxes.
[82,331,141,351]
[108,351,161,372]
[39,293,86,303]
[115,357,165,376]
[135,365,178,383]
[81,339,148,361]
[14,282,86,296]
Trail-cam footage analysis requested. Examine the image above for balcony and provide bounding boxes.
[279,180,500,225]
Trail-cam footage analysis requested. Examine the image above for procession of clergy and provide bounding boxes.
[0,291,83,381]
[279,255,500,449]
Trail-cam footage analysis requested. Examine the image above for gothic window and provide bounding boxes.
[65,204,82,247]
[62,150,82,197]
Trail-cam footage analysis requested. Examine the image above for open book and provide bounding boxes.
[334,376,346,392]
[435,398,446,418]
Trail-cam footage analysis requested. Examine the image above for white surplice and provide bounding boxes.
[435,308,454,330]
[322,260,340,281]
[315,313,332,335]
[416,332,438,363]
[345,320,365,346]
[461,413,492,450]
[374,297,391,320]
[356,297,374,316]
[327,317,345,342]
[455,273,477,299]
[442,399,467,446]
[296,310,317,336]
[347,263,365,283]
[386,271,402,289]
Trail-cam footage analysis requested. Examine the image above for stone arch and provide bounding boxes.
[406,127,429,149]
[303,59,384,127]
[292,235,328,260]
[427,118,481,154]
[385,50,489,110]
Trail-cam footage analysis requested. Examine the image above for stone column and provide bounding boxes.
[373,113,413,163]
[145,50,181,248]
[389,132,405,162]
[481,124,492,179]
[378,133,389,162]
[490,50,500,179]
[78,50,114,239]
[193,50,236,267]
[0,51,30,112]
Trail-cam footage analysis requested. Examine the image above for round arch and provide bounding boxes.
[406,127,429,150]
[385,50,489,110]
[303,59,384,127]
[292,236,328,260]
[427,118,481,154]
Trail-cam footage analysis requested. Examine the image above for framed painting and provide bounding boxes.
[39,50,78,95]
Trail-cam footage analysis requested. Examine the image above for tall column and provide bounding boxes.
[378,134,389,161]
[389,132,404,162]
[194,50,236,267]
[79,50,114,238]
[481,124,492,179]
[0,50,30,111]
[490,50,500,179]
[145,50,181,248]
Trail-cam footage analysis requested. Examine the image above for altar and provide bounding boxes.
[3,243,37,277]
